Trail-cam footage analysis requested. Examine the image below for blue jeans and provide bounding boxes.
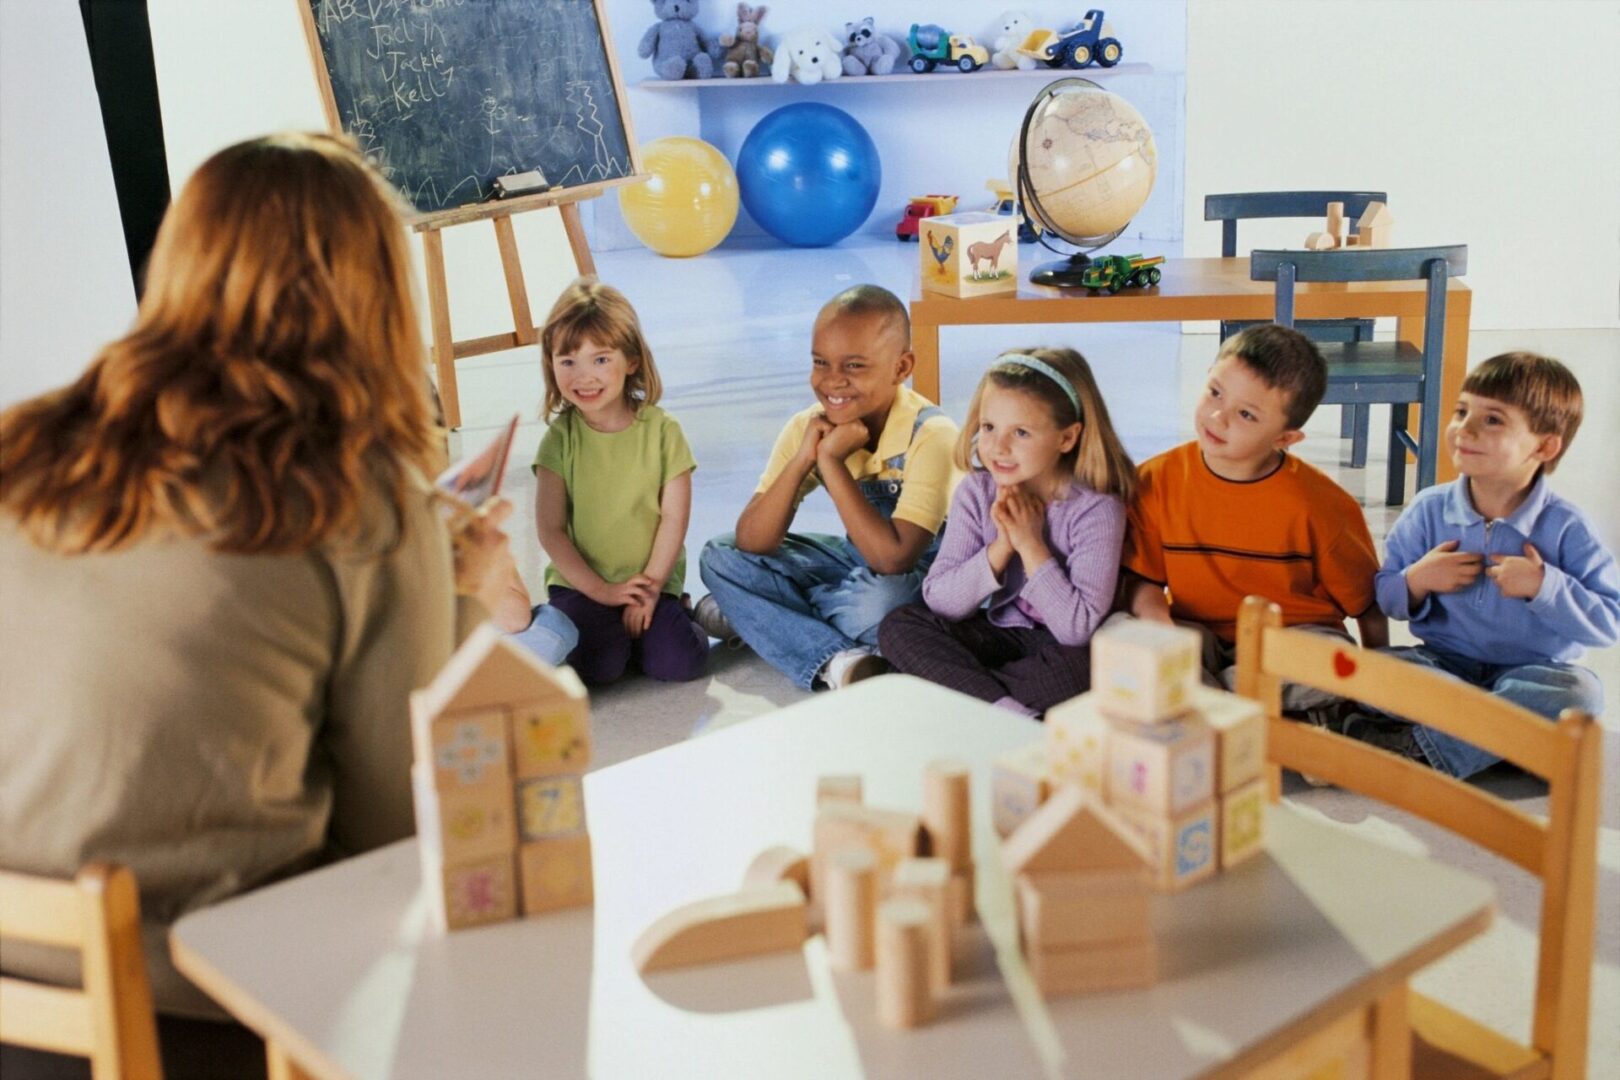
[1372,644,1604,779]
[506,603,580,667]
[700,531,935,689]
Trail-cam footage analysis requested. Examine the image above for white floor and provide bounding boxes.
[449,236,1619,1072]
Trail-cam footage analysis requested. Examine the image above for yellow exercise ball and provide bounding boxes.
[618,136,739,258]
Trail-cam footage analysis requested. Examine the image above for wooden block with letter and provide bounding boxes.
[632,882,808,973]
[1044,693,1109,798]
[1219,777,1266,870]
[413,765,518,866]
[1090,620,1201,723]
[992,742,1052,838]
[510,673,591,778]
[419,707,513,790]
[1001,785,1146,878]
[919,211,1018,298]
[433,854,519,930]
[812,802,922,900]
[1193,685,1266,793]
[1106,713,1216,817]
[1112,799,1218,892]
[517,833,593,914]
[1028,935,1157,996]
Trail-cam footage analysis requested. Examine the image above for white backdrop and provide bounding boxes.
[1183,0,1620,332]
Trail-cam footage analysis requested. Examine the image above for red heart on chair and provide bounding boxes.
[1332,651,1358,678]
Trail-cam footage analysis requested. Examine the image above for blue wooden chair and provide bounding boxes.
[1250,245,1467,506]
[1206,191,1388,466]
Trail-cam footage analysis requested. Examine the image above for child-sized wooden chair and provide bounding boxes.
[0,863,163,1079]
[1235,596,1601,1079]
[1251,244,1467,506]
[1205,190,1388,466]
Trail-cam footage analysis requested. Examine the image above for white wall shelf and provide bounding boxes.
[637,62,1152,91]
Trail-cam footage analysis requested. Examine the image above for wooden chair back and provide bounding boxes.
[1234,596,1601,1078]
[1205,190,1389,257]
[0,863,162,1079]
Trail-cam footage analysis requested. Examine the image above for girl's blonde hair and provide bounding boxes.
[954,347,1137,503]
[539,278,662,419]
[0,131,439,555]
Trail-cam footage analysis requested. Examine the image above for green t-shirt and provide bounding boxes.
[534,405,696,597]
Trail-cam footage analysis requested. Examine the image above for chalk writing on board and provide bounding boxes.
[308,0,633,214]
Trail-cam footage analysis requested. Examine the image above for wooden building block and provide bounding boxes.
[922,758,972,871]
[1090,621,1201,723]
[632,881,807,973]
[1000,785,1147,878]
[812,802,922,901]
[876,899,934,1028]
[1028,936,1157,996]
[742,845,811,896]
[919,212,1018,298]
[517,833,593,914]
[949,864,975,927]
[1219,777,1267,870]
[1324,201,1345,245]
[1015,870,1151,949]
[992,742,1052,838]
[1304,231,1337,251]
[824,848,877,972]
[1357,201,1394,248]
[515,774,586,840]
[428,853,518,931]
[816,774,863,806]
[412,623,584,727]
[510,680,591,779]
[413,765,518,866]
[892,857,952,990]
[420,707,513,790]
[1045,693,1109,797]
[1112,800,1218,893]
[1106,713,1216,817]
[1192,686,1266,793]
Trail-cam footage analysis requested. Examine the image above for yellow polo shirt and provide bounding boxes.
[755,385,962,534]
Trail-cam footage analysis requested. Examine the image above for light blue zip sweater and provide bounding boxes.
[1374,476,1620,665]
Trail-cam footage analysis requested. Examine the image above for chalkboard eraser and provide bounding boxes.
[493,170,552,199]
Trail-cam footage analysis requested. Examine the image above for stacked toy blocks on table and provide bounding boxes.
[631,759,978,1031]
[410,624,594,931]
[1002,786,1156,997]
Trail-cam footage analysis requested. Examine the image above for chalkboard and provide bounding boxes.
[300,0,638,218]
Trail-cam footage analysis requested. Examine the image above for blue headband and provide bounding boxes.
[992,354,1081,418]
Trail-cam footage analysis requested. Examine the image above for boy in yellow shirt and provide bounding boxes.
[699,285,961,688]
[1122,325,1387,707]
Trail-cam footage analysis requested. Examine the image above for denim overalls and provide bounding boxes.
[700,407,948,688]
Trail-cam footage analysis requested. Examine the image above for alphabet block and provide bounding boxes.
[1220,777,1267,870]
[510,688,591,779]
[1111,800,1218,893]
[421,708,513,790]
[1045,693,1109,797]
[435,855,519,930]
[517,833,593,914]
[1106,713,1215,816]
[992,742,1052,838]
[414,765,518,865]
[515,774,586,840]
[1193,686,1266,793]
[1090,621,1201,723]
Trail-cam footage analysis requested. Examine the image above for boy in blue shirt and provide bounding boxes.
[1356,352,1618,777]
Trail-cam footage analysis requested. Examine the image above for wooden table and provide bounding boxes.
[171,677,1493,1079]
[910,258,1473,483]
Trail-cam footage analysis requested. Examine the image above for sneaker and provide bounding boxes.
[1294,704,1347,786]
[692,594,742,648]
[1341,711,1430,765]
[820,647,890,689]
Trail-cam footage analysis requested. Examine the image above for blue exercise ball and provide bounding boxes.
[737,103,881,247]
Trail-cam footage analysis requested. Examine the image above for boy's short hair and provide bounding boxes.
[821,283,910,346]
[1217,325,1327,430]
[1461,351,1584,472]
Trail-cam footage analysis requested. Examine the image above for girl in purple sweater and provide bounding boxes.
[879,349,1135,716]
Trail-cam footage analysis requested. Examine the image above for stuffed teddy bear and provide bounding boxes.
[840,17,901,76]
[992,10,1037,70]
[719,3,772,78]
[639,0,716,80]
[771,26,843,84]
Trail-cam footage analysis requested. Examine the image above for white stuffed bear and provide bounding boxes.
[772,25,844,84]
[991,10,1037,70]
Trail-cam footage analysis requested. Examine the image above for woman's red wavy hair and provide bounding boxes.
[0,132,439,554]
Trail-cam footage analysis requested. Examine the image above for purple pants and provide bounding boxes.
[547,586,709,686]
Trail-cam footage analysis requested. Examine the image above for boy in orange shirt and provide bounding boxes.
[1121,325,1387,709]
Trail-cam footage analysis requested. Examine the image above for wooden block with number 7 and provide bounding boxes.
[516,774,586,840]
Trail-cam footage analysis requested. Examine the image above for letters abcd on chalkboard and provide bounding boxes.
[302,0,636,217]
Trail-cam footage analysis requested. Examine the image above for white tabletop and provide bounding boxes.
[171,676,1494,1080]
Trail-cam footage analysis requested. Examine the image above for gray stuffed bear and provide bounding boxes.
[841,17,901,76]
[639,0,716,80]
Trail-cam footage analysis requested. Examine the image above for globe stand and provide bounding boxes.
[1030,253,1099,288]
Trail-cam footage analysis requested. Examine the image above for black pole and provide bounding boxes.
[79,0,170,297]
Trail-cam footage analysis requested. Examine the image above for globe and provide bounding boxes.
[1011,78,1158,285]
